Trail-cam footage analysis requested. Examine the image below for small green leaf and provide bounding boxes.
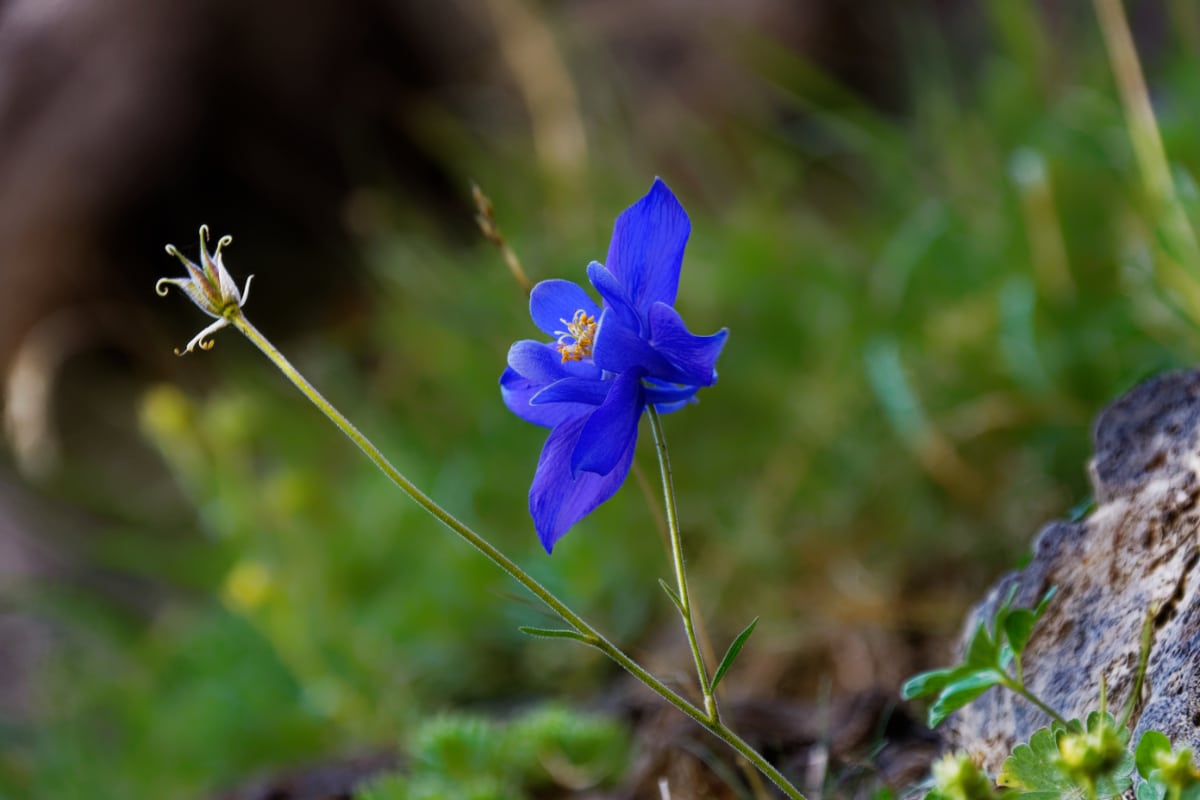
[1085,711,1129,744]
[1004,587,1057,657]
[998,722,1070,793]
[1137,731,1172,780]
[1138,778,1168,800]
[711,617,758,690]
[1034,586,1058,617]
[657,578,684,615]
[901,666,968,700]
[518,626,592,644]
[928,670,1005,728]
[990,584,1021,640]
[965,623,999,668]
[1004,609,1038,656]
[999,643,1015,671]
[1069,497,1096,522]
[996,583,1020,619]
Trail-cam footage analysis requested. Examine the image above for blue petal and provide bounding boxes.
[591,308,669,373]
[501,368,591,428]
[507,340,567,383]
[644,380,700,408]
[529,279,601,338]
[648,303,727,387]
[531,377,611,406]
[529,413,638,553]
[650,397,696,414]
[592,307,720,388]
[586,262,641,333]
[571,369,645,476]
[507,340,601,383]
[604,178,690,314]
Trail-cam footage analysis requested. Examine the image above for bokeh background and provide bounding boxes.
[2,0,1199,797]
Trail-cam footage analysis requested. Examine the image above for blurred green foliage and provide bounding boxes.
[356,706,629,800]
[7,3,1200,797]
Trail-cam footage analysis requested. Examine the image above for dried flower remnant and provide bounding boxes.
[156,225,253,355]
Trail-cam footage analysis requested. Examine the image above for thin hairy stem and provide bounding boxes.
[226,309,805,799]
[647,406,718,722]
[472,182,533,294]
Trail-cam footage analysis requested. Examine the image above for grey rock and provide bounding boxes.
[948,370,1200,772]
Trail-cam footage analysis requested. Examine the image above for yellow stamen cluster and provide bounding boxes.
[556,309,597,363]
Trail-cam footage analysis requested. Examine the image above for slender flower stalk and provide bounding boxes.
[648,405,718,720]
[225,309,803,799]
[158,216,801,797]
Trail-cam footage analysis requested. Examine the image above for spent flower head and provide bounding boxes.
[157,225,253,355]
[1153,746,1200,789]
[930,751,998,800]
[501,178,727,552]
[1137,731,1200,800]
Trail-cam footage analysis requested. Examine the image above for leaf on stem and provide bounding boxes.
[1001,714,1132,800]
[928,670,1005,728]
[711,616,759,690]
[902,665,970,700]
[1005,586,1058,658]
[903,584,1061,729]
[964,622,1000,668]
[518,626,594,645]
[998,722,1072,796]
[657,578,685,615]
[1136,730,1173,779]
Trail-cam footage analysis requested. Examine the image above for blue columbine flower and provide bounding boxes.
[501,178,727,552]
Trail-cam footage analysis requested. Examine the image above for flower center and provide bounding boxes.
[556,309,597,363]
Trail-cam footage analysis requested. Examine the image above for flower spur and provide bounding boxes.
[156,225,254,355]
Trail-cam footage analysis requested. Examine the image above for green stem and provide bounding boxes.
[1001,676,1071,728]
[647,406,718,722]
[1120,608,1155,729]
[227,310,805,800]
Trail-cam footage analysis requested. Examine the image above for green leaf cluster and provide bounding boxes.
[902,587,1055,727]
[924,718,1200,800]
[1135,731,1200,800]
[997,712,1132,800]
[355,705,630,800]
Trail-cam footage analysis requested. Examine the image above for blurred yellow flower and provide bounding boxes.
[222,560,274,611]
